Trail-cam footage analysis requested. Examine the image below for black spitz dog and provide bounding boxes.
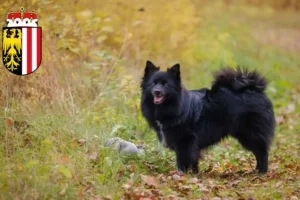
[141,61,275,173]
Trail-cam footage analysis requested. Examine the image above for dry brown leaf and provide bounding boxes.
[168,170,184,176]
[275,181,283,188]
[176,171,185,176]
[17,165,23,172]
[172,174,181,181]
[128,164,135,172]
[187,177,198,184]
[85,185,93,193]
[286,163,295,169]
[3,118,14,127]
[77,139,86,145]
[270,163,279,170]
[197,183,209,192]
[287,103,295,113]
[123,183,131,190]
[77,187,83,198]
[57,154,70,164]
[59,188,67,195]
[89,151,98,160]
[225,163,231,168]
[140,175,159,186]
[276,115,285,124]
[290,196,299,200]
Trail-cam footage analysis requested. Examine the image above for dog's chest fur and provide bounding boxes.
[155,120,167,147]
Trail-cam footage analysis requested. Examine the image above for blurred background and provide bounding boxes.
[0,0,299,199]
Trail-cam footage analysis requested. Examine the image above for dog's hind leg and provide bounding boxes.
[235,127,273,173]
[253,148,268,173]
[233,111,275,173]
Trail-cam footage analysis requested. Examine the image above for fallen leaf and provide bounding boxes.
[225,163,232,168]
[140,175,159,186]
[59,185,68,195]
[275,181,283,188]
[270,163,279,170]
[85,185,93,193]
[3,118,14,127]
[59,188,66,195]
[187,177,198,184]
[229,180,242,187]
[276,115,285,124]
[77,139,86,145]
[172,174,181,181]
[101,195,111,200]
[180,185,192,190]
[168,170,184,176]
[89,151,98,160]
[59,165,72,178]
[17,165,23,172]
[197,183,209,192]
[286,163,295,169]
[128,164,135,172]
[287,103,295,113]
[77,187,83,197]
[212,185,227,190]
[57,154,70,164]
[123,183,131,190]
[176,171,185,176]
[217,167,223,171]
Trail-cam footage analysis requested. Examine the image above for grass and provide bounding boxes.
[0,1,300,199]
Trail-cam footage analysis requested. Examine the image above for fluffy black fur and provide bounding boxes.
[140,61,275,173]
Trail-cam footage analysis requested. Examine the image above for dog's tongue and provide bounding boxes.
[154,96,163,103]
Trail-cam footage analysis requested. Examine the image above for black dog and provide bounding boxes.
[140,61,275,173]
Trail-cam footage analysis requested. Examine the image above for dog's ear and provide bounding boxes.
[144,60,159,78]
[167,63,181,80]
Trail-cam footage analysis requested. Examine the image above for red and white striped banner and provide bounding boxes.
[21,27,42,75]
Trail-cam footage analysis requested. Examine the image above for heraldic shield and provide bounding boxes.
[2,7,42,75]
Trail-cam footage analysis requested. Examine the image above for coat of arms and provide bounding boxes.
[2,7,42,75]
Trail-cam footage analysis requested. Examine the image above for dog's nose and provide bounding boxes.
[153,89,162,96]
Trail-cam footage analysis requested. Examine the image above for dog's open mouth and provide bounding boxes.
[154,95,164,104]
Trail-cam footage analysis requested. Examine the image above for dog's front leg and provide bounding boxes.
[175,137,199,173]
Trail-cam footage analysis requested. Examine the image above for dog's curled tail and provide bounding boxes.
[211,67,267,93]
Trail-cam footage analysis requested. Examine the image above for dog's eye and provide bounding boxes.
[161,80,167,86]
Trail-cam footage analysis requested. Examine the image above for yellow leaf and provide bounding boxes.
[59,165,72,178]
